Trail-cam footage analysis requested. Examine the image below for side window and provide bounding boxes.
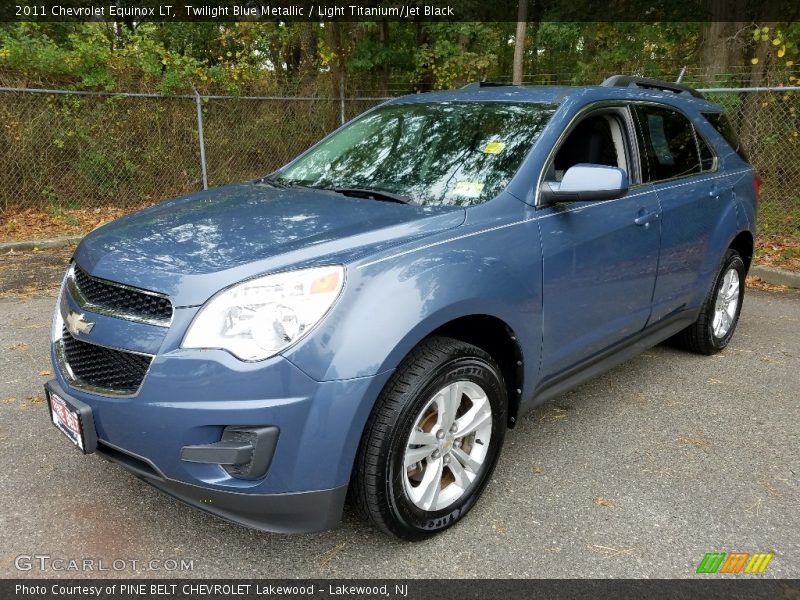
[549,112,629,182]
[697,133,717,171]
[635,106,701,182]
[703,112,749,162]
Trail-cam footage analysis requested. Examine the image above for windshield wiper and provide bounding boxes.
[257,176,322,192]
[257,179,413,204]
[331,187,412,204]
[255,175,290,188]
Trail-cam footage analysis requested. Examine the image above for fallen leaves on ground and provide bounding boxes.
[1,206,145,243]
[539,407,569,423]
[677,432,710,448]
[0,244,75,299]
[9,343,30,351]
[491,521,509,535]
[593,497,613,508]
[39,370,52,377]
[20,395,45,410]
[759,479,782,498]
[746,275,790,292]
[318,543,346,567]
[756,236,800,271]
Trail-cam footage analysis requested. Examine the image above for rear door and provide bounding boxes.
[633,104,730,322]
[538,105,661,380]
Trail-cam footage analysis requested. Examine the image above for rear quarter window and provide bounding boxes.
[697,132,717,171]
[703,112,749,162]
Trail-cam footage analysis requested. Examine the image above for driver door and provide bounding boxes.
[537,105,661,381]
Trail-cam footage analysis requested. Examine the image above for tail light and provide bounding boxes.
[753,172,761,204]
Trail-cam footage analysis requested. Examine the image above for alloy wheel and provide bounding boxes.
[402,380,493,511]
[712,267,740,338]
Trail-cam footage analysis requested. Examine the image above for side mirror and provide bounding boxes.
[539,164,629,204]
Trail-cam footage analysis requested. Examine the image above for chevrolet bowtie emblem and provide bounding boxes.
[66,311,95,336]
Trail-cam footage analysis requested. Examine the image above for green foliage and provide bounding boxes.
[750,22,800,82]
[0,23,114,89]
[1,20,796,94]
[411,24,502,88]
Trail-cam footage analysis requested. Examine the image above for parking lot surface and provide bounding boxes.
[0,265,797,578]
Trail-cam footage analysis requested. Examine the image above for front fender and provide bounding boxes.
[282,235,542,394]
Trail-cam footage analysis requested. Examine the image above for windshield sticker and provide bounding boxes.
[482,141,506,155]
[452,181,485,197]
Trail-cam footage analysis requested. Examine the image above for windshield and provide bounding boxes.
[274,101,555,206]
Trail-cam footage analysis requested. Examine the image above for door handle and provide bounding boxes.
[709,184,720,198]
[634,211,659,227]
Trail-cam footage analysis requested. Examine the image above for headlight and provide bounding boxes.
[182,265,344,361]
[51,265,71,343]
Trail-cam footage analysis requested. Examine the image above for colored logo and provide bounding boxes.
[696,552,773,574]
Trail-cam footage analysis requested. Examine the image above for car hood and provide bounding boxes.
[73,183,465,306]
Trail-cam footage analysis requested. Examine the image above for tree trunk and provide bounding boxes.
[416,24,434,92]
[300,22,318,68]
[700,21,731,82]
[324,22,345,97]
[697,0,747,84]
[323,21,348,127]
[380,20,390,96]
[512,0,528,85]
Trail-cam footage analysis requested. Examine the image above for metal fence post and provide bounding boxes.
[339,77,346,126]
[193,88,209,190]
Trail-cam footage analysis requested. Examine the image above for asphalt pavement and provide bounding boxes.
[0,269,797,579]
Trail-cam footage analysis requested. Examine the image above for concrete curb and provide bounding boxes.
[750,265,800,289]
[0,235,82,252]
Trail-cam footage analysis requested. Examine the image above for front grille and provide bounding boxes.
[73,265,173,324]
[60,327,152,395]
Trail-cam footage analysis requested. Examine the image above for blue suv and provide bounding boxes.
[45,76,757,540]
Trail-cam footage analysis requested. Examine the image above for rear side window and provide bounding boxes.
[703,112,749,162]
[697,133,717,171]
[635,106,701,182]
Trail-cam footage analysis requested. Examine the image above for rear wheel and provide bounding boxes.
[350,336,507,540]
[676,249,746,355]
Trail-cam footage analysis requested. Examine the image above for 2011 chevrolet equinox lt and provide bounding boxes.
[45,76,757,540]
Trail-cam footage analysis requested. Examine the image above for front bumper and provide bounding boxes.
[46,344,392,532]
[96,436,348,534]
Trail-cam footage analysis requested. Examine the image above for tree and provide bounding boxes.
[512,0,528,84]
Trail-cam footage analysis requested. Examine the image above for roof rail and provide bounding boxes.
[461,81,517,89]
[601,75,705,99]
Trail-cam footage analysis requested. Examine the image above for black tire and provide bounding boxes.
[350,336,507,540]
[675,249,746,355]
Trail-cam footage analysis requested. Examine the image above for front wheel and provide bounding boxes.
[676,249,746,355]
[350,336,507,540]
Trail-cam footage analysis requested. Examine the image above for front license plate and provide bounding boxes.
[48,391,85,450]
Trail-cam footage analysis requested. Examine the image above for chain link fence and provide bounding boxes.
[703,89,800,237]
[0,86,798,238]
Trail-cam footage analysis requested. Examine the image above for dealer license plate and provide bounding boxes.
[48,391,85,450]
